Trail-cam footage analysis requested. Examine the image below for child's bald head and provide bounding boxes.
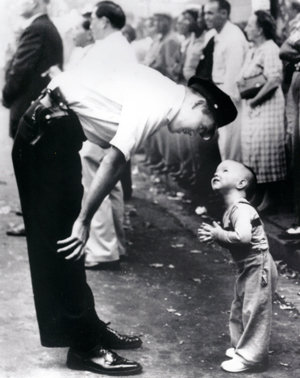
[212,160,257,200]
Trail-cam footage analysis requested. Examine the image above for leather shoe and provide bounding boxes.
[101,323,142,349]
[6,224,26,236]
[67,346,142,376]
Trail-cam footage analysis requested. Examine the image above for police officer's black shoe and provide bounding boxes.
[101,324,142,349]
[67,346,142,376]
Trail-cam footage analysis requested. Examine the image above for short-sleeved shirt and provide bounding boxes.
[49,52,185,161]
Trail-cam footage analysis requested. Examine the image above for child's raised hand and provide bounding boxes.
[197,221,222,243]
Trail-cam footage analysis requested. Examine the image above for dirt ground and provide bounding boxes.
[0,105,300,378]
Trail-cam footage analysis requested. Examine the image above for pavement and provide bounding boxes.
[0,104,300,378]
[138,154,300,272]
[137,153,300,311]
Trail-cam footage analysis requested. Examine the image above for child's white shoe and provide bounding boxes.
[221,355,268,373]
[221,356,252,372]
[225,348,235,358]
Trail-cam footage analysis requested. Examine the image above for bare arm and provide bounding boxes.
[57,146,127,260]
[198,207,252,245]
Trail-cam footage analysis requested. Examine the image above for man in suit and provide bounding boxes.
[2,0,63,237]
[2,0,63,139]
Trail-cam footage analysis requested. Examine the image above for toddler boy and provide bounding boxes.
[198,160,278,373]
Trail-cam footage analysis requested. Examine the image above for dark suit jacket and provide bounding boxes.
[2,14,63,138]
[195,36,214,80]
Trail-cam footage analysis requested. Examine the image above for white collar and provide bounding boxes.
[94,30,125,45]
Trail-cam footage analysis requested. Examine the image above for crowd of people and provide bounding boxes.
[1,0,300,375]
[121,0,300,238]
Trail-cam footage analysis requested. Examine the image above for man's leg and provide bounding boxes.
[12,101,142,375]
[13,110,106,349]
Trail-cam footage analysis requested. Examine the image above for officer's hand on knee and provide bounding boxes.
[57,220,90,261]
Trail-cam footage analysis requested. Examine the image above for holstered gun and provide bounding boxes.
[29,87,69,146]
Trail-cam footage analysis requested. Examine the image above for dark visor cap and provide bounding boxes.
[188,76,238,128]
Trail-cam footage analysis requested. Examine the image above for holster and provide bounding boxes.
[23,87,85,146]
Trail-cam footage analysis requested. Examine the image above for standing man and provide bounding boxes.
[11,4,144,375]
[2,0,63,237]
[2,0,63,139]
[204,0,248,161]
[78,2,136,270]
[12,1,237,369]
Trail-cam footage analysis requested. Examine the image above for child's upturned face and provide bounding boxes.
[211,160,243,192]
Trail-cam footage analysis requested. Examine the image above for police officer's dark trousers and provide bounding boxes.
[12,97,107,351]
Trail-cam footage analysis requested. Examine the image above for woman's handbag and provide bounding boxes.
[237,73,267,99]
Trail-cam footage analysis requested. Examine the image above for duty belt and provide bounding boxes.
[25,87,70,146]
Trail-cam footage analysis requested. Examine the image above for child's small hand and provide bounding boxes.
[197,221,222,243]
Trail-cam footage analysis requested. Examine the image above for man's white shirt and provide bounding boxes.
[49,31,185,160]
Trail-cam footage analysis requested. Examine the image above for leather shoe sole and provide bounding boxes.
[67,347,142,376]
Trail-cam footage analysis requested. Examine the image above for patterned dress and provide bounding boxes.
[239,40,287,183]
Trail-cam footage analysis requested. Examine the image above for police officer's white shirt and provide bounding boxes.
[49,31,185,161]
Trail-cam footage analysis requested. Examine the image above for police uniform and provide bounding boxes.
[12,64,237,352]
[13,90,107,350]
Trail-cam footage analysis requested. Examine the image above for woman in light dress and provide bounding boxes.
[237,10,287,214]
